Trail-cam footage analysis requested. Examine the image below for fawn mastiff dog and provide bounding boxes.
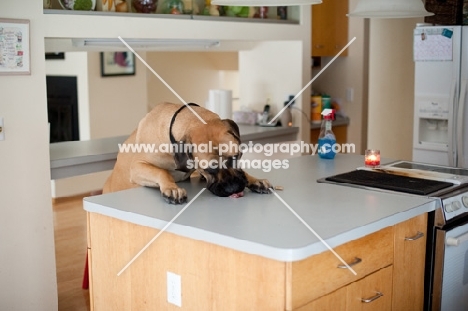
[103,102,272,204]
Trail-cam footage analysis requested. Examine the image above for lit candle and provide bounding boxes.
[365,149,380,167]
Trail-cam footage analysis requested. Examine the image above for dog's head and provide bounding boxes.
[182,119,247,197]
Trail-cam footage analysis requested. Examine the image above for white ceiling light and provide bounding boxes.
[211,0,322,6]
[348,0,434,18]
[72,38,220,49]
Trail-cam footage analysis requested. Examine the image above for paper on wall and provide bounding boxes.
[414,27,453,62]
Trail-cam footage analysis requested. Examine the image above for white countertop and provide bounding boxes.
[49,125,298,179]
[83,154,438,262]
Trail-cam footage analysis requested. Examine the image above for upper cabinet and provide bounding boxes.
[311,0,349,57]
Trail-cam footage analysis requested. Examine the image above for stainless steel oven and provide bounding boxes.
[319,161,468,311]
[428,184,468,311]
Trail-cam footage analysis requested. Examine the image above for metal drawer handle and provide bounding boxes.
[405,231,424,241]
[337,257,362,269]
[361,291,383,303]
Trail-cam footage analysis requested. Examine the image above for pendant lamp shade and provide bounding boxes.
[348,0,434,18]
[211,0,322,6]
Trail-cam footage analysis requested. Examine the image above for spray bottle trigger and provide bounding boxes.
[321,109,335,120]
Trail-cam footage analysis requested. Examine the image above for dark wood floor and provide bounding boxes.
[53,196,91,311]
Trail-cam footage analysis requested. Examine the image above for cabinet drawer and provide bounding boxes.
[294,266,393,311]
[347,265,393,311]
[294,287,347,311]
[290,226,394,309]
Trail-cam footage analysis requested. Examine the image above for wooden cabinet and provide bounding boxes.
[87,212,427,310]
[392,213,428,311]
[311,0,349,57]
[292,214,427,310]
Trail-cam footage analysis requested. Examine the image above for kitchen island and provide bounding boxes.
[84,154,437,310]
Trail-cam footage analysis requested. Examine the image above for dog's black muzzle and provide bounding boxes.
[204,168,248,197]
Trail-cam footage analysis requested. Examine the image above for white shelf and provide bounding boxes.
[44,8,299,24]
[43,8,305,52]
[43,8,301,39]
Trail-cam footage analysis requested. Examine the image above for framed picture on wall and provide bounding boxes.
[0,18,30,75]
[100,52,135,77]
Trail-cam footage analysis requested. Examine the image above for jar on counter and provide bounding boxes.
[132,0,157,13]
[162,0,184,14]
[254,6,268,18]
[277,6,287,20]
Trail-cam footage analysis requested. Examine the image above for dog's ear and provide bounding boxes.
[174,136,193,172]
[222,119,240,142]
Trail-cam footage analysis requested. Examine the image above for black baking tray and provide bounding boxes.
[323,170,453,196]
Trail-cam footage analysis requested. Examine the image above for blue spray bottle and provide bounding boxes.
[318,108,336,159]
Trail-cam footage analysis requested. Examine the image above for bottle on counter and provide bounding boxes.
[321,94,332,110]
[318,109,336,159]
[277,6,287,19]
[280,95,294,127]
[310,94,322,124]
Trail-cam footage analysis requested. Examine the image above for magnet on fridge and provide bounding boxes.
[442,28,453,39]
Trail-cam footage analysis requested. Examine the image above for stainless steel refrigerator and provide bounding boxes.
[413,25,468,168]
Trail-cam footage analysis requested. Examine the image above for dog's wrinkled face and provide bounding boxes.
[185,119,248,197]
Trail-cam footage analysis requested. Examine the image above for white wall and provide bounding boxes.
[146,52,239,111]
[88,51,148,138]
[239,41,305,127]
[0,0,58,309]
[368,17,423,161]
[311,0,368,155]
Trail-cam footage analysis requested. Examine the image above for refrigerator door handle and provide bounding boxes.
[457,79,467,168]
[449,80,457,167]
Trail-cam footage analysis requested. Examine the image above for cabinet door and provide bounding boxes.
[392,213,427,311]
[311,0,349,57]
[347,266,393,311]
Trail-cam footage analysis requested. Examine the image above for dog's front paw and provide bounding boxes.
[248,179,273,194]
[160,185,187,204]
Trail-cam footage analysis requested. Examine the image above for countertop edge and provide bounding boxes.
[83,198,437,262]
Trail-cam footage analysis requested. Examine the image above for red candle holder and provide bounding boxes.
[365,149,380,167]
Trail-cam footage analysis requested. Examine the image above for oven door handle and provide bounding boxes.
[446,232,468,246]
